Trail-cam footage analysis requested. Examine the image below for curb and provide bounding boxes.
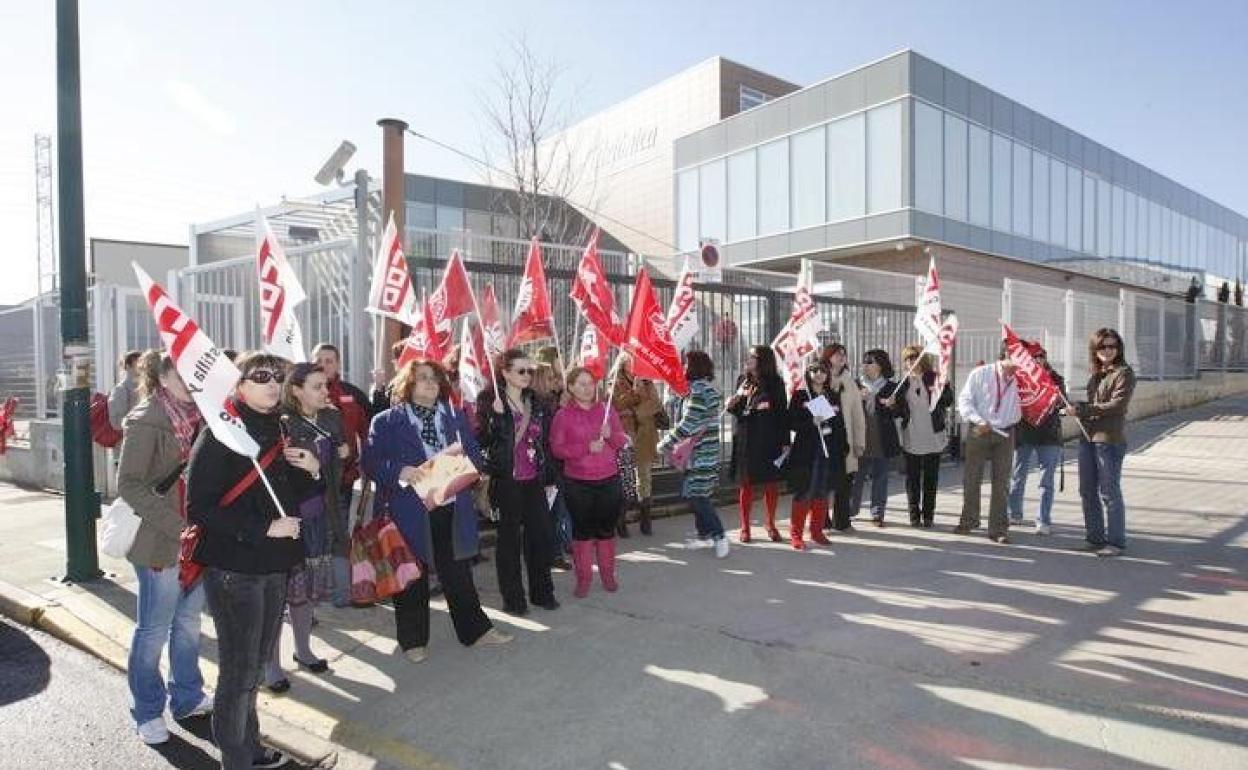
[0,577,352,770]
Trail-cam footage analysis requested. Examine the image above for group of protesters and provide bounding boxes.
[109,321,1135,769]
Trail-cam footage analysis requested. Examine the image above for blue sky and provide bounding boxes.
[1,0,1245,304]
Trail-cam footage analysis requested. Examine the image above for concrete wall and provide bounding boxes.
[0,420,114,496]
[91,239,189,288]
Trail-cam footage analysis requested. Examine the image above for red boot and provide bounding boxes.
[738,483,753,543]
[571,540,594,598]
[789,500,809,550]
[595,539,618,592]
[764,482,782,542]
[809,499,832,545]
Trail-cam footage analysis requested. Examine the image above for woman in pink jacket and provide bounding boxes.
[550,366,630,598]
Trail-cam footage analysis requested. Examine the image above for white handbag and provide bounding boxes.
[99,497,140,559]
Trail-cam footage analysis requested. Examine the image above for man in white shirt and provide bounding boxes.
[953,352,1022,542]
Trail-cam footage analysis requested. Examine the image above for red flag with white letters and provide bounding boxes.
[1003,322,1061,425]
[578,325,609,380]
[428,249,475,349]
[459,319,491,404]
[256,216,307,362]
[397,293,447,369]
[623,269,688,396]
[570,229,624,345]
[367,211,418,324]
[507,238,556,346]
[479,282,507,359]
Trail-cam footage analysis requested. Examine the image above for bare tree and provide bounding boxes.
[478,35,605,249]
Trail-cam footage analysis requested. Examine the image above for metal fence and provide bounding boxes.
[1198,300,1248,371]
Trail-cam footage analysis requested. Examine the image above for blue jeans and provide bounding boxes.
[850,457,891,520]
[551,490,573,556]
[688,495,725,540]
[128,565,206,724]
[1078,440,1127,549]
[1008,443,1062,525]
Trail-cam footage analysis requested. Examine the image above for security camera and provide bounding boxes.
[314,140,357,186]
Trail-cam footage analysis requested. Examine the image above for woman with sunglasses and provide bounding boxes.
[1070,328,1136,557]
[476,349,559,615]
[366,359,512,663]
[892,345,954,528]
[851,349,902,526]
[785,361,848,549]
[186,353,320,770]
[726,345,789,543]
[260,362,348,692]
[819,343,866,532]
[550,366,630,596]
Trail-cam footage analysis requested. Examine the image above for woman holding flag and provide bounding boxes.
[820,343,866,532]
[550,366,630,596]
[186,352,321,770]
[851,349,902,526]
[726,346,789,543]
[893,345,955,528]
[785,361,847,549]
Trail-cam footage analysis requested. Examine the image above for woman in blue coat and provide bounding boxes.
[364,359,513,664]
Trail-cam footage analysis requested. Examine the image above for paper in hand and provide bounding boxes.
[773,446,792,468]
[806,395,839,422]
[545,486,558,509]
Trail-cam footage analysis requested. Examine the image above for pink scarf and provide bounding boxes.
[154,388,202,519]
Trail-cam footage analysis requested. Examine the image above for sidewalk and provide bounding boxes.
[1,395,1246,770]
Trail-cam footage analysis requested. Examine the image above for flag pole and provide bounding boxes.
[252,458,289,518]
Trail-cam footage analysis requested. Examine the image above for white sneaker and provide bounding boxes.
[175,693,213,719]
[1096,545,1122,558]
[404,646,428,664]
[714,537,730,559]
[137,716,170,745]
[1034,523,1051,536]
[685,537,714,550]
[475,628,514,646]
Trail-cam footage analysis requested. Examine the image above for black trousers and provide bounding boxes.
[904,451,942,521]
[203,569,286,770]
[563,476,623,540]
[831,471,854,530]
[493,477,555,610]
[392,504,491,650]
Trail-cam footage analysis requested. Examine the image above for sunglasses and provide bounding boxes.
[244,369,286,384]
[1097,343,1120,351]
[511,367,534,376]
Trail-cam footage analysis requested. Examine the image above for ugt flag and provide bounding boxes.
[664,256,699,352]
[772,260,824,394]
[367,211,418,324]
[914,255,943,353]
[578,324,609,380]
[478,282,507,359]
[570,229,624,345]
[1003,323,1061,425]
[397,293,447,369]
[458,319,491,404]
[930,314,959,413]
[256,216,307,362]
[508,238,556,346]
[428,249,476,349]
[133,264,259,458]
[623,268,688,396]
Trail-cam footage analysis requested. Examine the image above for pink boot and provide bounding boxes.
[571,540,594,598]
[595,538,618,592]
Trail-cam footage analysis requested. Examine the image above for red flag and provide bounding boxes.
[479,282,507,358]
[508,238,556,346]
[771,260,824,394]
[367,211,418,323]
[1003,323,1061,426]
[397,294,447,369]
[428,249,476,349]
[931,314,959,413]
[256,216,307,362]
[914,255,943,352]
[623,269,688,396]
[578,325,609,380]
[569,229,624,345]
[664,256,699,351]
[459,319,491,404]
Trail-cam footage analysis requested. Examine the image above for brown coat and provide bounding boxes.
[1078,364,1136,444]
[116,397,191,569]
[829,368,866,474]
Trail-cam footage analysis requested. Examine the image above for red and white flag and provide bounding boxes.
[256,216,307,362]
[664,256,699,351]
[914,255,943,353]
[133,264,258,458]
[507,238,556,346]
[1003,322,1061,425]
[458,319,491,404]
[397,293,447,370]
[930,314,959,413]
[569,229,624,345]
[367,211,418,324]
[772,260,824,394]
[428,249,476,349]
[478,282,507,359]
[623,268,689,396]
[578,324,609,380]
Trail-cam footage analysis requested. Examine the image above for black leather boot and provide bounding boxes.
[616,505,631,538]
[639,499,653,536]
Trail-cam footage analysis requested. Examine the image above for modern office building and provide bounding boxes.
[671,50,1246,292]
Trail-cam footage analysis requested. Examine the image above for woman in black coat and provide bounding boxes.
[726,345,789,543]
[786,361,848,549]
[475,348,559,616]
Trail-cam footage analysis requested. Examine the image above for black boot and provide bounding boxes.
[639,499,653,536]
[616,506,631,538]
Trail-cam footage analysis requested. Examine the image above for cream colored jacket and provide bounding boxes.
[830,368,866,474]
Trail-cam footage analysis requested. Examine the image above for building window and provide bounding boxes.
[677,168,699,252]
[790,126,826,229]
[436,205,463,231]
[913,100,943,215]
[968,124,991,228]
[1049,158,1066,247]
[944,113,969,223]
[992,134,1011,232]
[1149,200,1161,261]
[739,85,774,113]
[758,138,790,235]
[1096,179,1111,257]
[727,150,757,242]
[828,113,866,221]
[1111,185,1125,257]
[1012,143,1031,237]
[1032,152,1048,244]
[406,201,436,230]
[866,102,902,214]
[1066,166,1081,251]
[699,159,727,244]
[1082,174,1096,254]
[1124,190,1137,258]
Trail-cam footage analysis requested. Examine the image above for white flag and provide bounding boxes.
[133,264,259,458]
[664,256,699,351]
[256,216,307,362]
[458,319,491,405]
[771,259,824,394]
[931,314,959,413]
[367,211,419,324]
[914,255,942,353]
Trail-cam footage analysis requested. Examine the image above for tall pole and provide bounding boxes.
[350,168,370,385]
[377,118,408,380]
[56,0,100,582]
